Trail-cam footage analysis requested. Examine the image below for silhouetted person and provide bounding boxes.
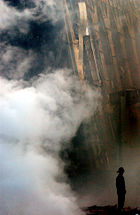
[116,167,126,211]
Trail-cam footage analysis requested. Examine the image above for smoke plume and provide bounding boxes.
[0,70,100,215]
[0,0,67,80]
[0,0,63,30]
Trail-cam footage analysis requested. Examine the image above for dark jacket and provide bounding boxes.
[116,174,126,195]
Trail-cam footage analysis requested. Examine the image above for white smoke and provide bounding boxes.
[0,0,65,79]
[0,0,33,31]
[0,0,63,31]
[0,70,100,215]
[0,45,34,79]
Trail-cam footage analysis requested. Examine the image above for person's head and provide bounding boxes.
[117,167,125,175]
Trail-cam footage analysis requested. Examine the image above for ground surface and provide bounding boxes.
[83,205,140,215]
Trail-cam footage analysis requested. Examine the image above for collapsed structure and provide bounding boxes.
[63,0,140,171]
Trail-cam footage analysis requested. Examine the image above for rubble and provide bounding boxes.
[82,205,140,215]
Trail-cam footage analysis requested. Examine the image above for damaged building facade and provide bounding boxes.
[62,0,140,192]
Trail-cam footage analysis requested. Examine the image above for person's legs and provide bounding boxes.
[121,194,125,208]
[118,194,125,210]
[118,195,121,210]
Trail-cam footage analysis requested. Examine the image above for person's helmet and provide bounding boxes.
[117,167,125,173]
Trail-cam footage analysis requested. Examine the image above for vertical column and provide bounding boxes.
[78,2,88,80]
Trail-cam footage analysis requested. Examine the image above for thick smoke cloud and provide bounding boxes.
[0,0,63,30]
[0,70,100,215]
[0,45,34,79]
[0,0,66,80]
[0,0,101,213]
[0,144,79,215]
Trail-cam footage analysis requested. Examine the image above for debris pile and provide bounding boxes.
[82,205,140,215]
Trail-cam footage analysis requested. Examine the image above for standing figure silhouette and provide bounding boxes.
[116,167,126,211]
